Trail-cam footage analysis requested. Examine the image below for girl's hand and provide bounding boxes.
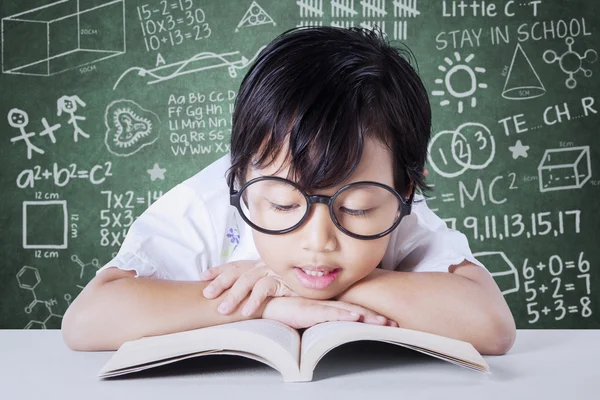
[199,260,299,316]
[261,297,399,329]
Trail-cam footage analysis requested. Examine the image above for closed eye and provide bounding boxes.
[269,202,300,212]
[340,207,370,217]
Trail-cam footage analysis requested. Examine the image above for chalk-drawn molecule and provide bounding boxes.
[16,266,64,329]
[7,108,45,159]
[57,95,89,142]
[71,254,100,283]
[537,146,591,192]
[543,37,597,89]
[235,1,276,32]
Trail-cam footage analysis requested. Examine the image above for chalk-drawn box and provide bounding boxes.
[22,200,68,249]
[1,0,125,76]
[538,146,591,192]
[473,251,519,296]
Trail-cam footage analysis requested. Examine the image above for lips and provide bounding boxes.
[296,265,339,273]
[293,266,342,289]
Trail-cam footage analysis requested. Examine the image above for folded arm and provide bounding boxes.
[61,267,267,351]
[334,261,516,355]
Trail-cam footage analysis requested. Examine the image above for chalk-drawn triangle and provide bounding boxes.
[235,1,276,32]
[502,43,546,100]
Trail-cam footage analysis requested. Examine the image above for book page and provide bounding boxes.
[299,321,488,379]
[301,321,351,354]
[100,349,280,378]
[210,319,301,359]
[99,319,302,380]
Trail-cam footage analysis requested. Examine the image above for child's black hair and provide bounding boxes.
[226,25,432,198]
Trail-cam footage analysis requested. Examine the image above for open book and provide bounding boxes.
[98,319,490,382]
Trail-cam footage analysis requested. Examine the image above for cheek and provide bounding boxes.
[252,231,291,273]
[341,237,389,273]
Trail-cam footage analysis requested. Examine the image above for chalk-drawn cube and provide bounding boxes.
[538,146,591,192]
[1,0,125,76]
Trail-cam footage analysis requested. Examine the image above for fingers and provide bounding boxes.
[198,264,224,281]
[215,270,267,314]
[202,261,259,299]
[317,304,362,322]
[202,269,239,299]
[240,277,279,317]
[325,301,398,327]
[200,260,257,282]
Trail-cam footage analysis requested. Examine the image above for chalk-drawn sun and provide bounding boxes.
[431,52,487,114]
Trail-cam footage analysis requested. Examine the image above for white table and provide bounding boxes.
[0,330,598,399]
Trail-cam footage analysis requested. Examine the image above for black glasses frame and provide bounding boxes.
[230,175,414,240]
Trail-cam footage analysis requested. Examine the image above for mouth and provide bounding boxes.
[293,266,342,290]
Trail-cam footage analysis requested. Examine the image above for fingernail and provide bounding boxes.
[218,302,229,314]
[241,306,251,317]
[199,272,209,280]
[376,316,386,322]
[350,312,360,318]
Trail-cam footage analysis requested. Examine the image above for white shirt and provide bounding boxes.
[96,154,487,280]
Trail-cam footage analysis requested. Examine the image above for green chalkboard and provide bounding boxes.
[1,0,598,329]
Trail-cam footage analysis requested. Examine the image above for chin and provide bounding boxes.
[301,289,337,300]
[288,282,340,300]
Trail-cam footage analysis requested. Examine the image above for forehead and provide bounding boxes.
[247,137,394,190]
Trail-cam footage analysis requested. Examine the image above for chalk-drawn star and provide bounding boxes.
[147,163,167,181]
[509,140,530,159]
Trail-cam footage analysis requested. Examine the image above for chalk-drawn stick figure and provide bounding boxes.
[57,95,89,142]
[8,108,44,159]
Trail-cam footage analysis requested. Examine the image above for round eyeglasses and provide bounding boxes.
[229,176,414,240]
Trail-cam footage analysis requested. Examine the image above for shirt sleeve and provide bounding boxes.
[95,183,217,281]
[384,195,489,274]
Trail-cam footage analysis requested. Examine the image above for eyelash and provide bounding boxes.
[269,203,370,217]
[269,203,298,212]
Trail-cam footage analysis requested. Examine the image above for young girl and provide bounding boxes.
[62,26,515,354]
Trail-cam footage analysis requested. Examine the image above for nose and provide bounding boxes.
[300,203,337,253]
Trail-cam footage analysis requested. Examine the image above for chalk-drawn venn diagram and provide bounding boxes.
[427,122,496,178]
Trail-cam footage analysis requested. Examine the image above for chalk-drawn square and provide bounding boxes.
[22,200,68,249]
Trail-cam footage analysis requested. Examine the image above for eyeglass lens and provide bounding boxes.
[240,180,401,236]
